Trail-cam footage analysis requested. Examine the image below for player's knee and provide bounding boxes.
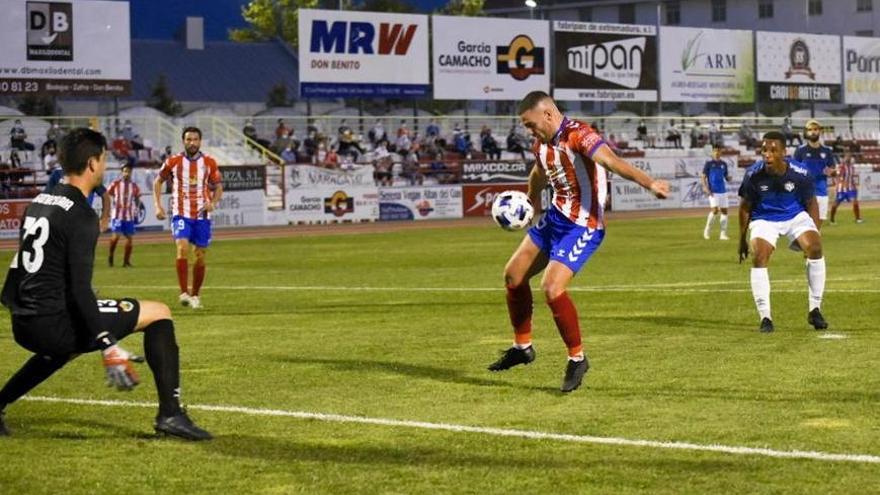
[806,244,823,259]
[540,281,565,301]
[140,300,172,326]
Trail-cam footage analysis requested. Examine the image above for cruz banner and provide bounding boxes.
[552,21,657,102]
[843,36,880,105]
[756,31,842,102]
[298,9,430,98]
[659,26,753,103]
[0,0,131,96]
[432,15,549,100]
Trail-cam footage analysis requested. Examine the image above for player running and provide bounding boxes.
[488,91,669,393]
[701,146,732,240]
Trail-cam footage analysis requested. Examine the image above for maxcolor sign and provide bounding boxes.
[552,21,657,102]
[843,36,880,105]
[659,26,753,103]
[0,0,131,95]
[432,15,549,100]
[298,9,430,98]
[756,31,841,102]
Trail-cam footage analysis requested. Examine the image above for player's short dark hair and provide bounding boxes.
[517,91,553,115]
[181,126,202,140]
[762,131,786,146]
[59,128,107,176]
[121,163,133,171]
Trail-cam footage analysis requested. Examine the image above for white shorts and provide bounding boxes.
[708,192,729,209]
[816,195,828,220]
[749,211,818,252]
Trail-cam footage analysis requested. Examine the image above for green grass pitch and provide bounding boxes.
[0,211,878,494]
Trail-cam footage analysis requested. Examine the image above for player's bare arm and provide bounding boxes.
[738,197,752,263]
[202,183,224,214]
[701,174,711,195]
[153,174,167,220]
[100,190,111,231]
[592,145,669,198]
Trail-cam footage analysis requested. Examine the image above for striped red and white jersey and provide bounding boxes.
[158,152,222,219]
[836,159,859,193]
[531,117,608,229]
[107,178,141,222]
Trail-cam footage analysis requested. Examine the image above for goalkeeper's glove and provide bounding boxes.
[97,332,141,391]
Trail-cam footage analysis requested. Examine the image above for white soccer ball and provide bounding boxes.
[491,190,534,231]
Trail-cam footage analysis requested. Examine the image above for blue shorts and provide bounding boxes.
[836,190,858,203]
[171,216,212,248]
[528,207,605,274]
[110,219,136,236]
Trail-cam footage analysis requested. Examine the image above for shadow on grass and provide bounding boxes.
[9,416,148,440]
[206,433,569,469]
[591,384,880,404]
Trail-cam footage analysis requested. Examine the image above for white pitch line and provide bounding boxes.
[102,285,880,294]
[21,395,880,465]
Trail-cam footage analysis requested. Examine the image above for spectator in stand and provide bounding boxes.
[272,131,293,155]
[368,120,387,146]
[121,120,144,151]
[111,134,135,168]
[708,121,723,148]
[425,120,440,139]
[830,135,846,154]
[373,141,393,186]
[689,123,703,149]
[243,119,271,149]
[606,134,620,152]
[636,120,652,147]
[401,150,424,186]
[275,118,290,138]
[9,149,22,169]
[160,145,174,163]
[454,130,473,159]
[43,145,58,171]
[665,119,682,149]
[46,121,64,144]
[739,122,758,150]
[337,119,351,138]
[506,125,530,160]
[338,129,365,161]
[280,145,298,164]
[429,151,456,184]
[324,146,339,169]
[397,121,410,139]
[303,130,319,161]
[396,129,412,156]
[781,117,802,146]
[9,120,35,152]
[481,127,501,160]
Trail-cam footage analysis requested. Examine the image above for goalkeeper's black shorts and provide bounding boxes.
[11,298,141,357]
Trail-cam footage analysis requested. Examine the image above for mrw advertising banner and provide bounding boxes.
[298,9,430,98]
[659,26,753,103]
[552,21,657,102]
[756,31,842,103]
[0,0,131,96]
[843,36,880,105]
[432,15,549,100]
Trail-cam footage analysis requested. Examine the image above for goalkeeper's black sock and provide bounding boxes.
[144,319,183,417]
[0,354,69,408]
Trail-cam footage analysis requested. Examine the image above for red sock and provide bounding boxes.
[547,292,583,357]
[109,238,118,261]
[192,262,206,297]
[175,258,188,294]
[123,241,133,264]
[506,284,533,345]
[854,202,861,220]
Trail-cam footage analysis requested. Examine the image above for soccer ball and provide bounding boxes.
[491,190,534,231]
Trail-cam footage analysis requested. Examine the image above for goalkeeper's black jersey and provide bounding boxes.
[1,184,103,341]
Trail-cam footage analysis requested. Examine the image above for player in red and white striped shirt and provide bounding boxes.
[830,147,863,224]
[153,127,224,309]
[488,91,669,393]
[107,164,142,267]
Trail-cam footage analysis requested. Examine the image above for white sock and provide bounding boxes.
[513,342,532,350]
[704,211,716,231]
[719,214,729,234]
[569,353,585,362]
[806,257,826,311]
[750,268,771,320]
